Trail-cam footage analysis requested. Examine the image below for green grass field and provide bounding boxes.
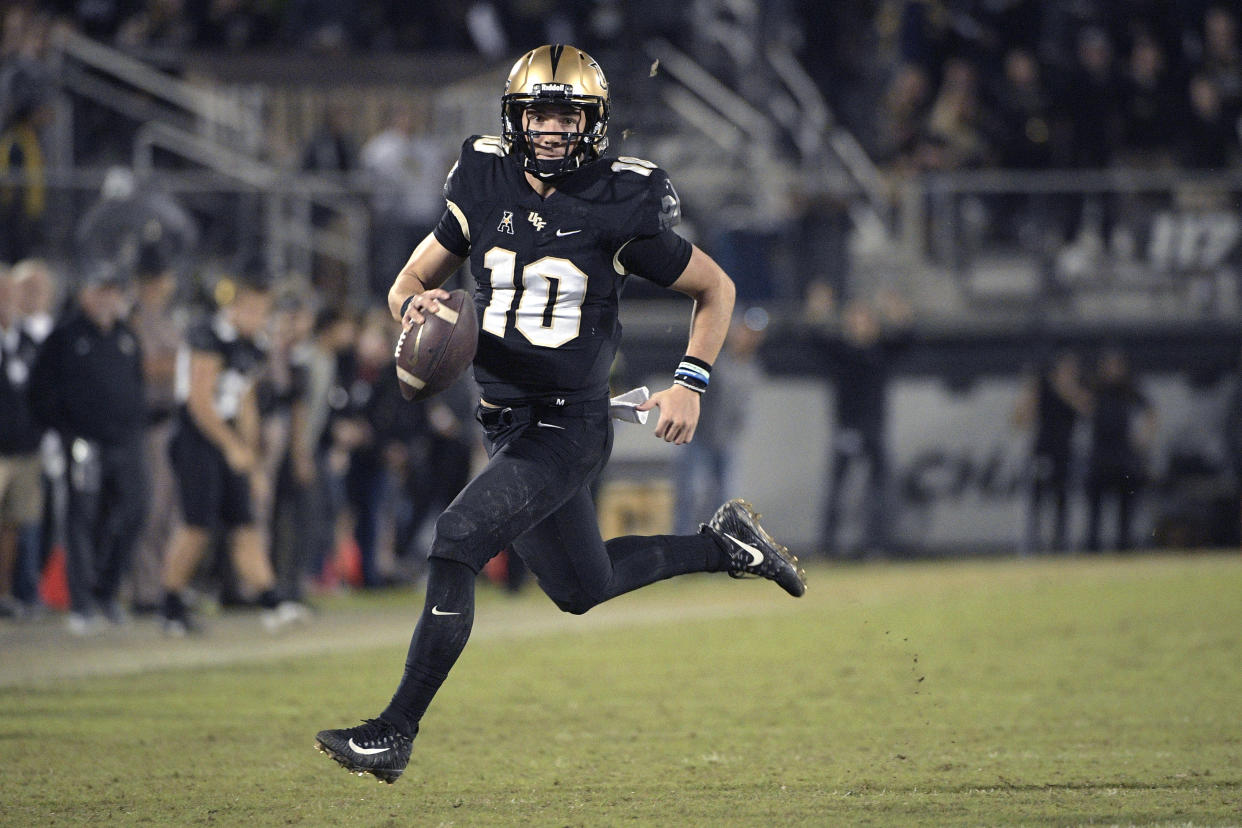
[3,554,1240,826]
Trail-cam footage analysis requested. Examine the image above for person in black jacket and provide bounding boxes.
[27,262,147,633]
[1084,347,1157,552]
[1012,348,1092,553]
[813,289,914,559]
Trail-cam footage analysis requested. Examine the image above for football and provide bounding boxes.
[394,289,478,401]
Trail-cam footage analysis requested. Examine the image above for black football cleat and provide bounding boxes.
[315,718,414,784]
[703,499,807,597]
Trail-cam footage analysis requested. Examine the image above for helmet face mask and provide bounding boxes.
[502,45,610,180]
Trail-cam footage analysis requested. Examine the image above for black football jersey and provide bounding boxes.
[176,313,268,425]
[433,135,685,405]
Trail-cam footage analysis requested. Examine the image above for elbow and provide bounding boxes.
[702,270,736,318]
[719,271,737,309]
[387,284,407,320]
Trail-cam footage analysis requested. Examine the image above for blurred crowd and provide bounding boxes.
[13,0,682,58]
[0,237,481,634]
[14,0,1240,177]
[864,1,1242,175]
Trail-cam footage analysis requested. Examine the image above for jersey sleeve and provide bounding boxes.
[627,165,683,237]
[432,136,505,258]
[608,161,688,286]
[616,228,692,287]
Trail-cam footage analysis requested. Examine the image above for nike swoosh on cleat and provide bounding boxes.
[724,533,764,566]
[348,739,391,755]
[536,421,566,430]
[430,605,461,616]
[555,228,582,237]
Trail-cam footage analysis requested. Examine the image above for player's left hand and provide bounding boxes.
[642,384,700,445]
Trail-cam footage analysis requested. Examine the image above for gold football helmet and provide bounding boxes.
[501,44,610,179]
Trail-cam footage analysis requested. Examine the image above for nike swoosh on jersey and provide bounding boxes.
[536,421,566,430]
[723,533,765,566]
[348,738,391,755]
[430,605,461,616]
[555,228,582,236]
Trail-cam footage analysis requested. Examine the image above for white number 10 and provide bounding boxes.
[481,247,588,348]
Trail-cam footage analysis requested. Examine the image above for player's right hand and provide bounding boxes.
[402,288,452,329]
[643,384,701,445]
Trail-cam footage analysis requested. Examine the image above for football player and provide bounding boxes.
[157,271,310,635]
[315,44,806,783]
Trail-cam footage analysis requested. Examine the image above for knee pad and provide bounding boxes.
[429,507,478,559]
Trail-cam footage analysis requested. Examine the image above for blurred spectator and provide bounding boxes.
[282,0,359,53]
[117,0,195,51]
[0,262,44,619]
[159,271,308,634]
[14,255,56,343]
[923,57,993,170]
[1062,25,1124,248]
[1196,5,1242,121]
[301,101,357,182]
[1181,73,1239,169]
[360,104,450,300]
[0,58,54,262]
[874,62,933,167]
[987,46,1058,246]
[266,286,316,604]
[989,47,1055,171]
[127,245,186,614]
[1012,348,1092,554]
[1084,347,1157,553]
[809,284,914,559]
[673,308,767,535]
[1118,33,1182,169]
[301,305,359,589]
[344,309,422,588]
[1066,25,1123,170]
[28,263,147,634]
[66,0,131,42]
[12,258,60,609]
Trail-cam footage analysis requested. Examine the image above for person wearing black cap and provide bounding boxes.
[27,261,148,634]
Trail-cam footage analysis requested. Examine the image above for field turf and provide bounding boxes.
[2,553,1240,826]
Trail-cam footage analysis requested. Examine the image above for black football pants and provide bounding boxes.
[432,399,723,611]
[64,434,147,615]
[380,399,726,735]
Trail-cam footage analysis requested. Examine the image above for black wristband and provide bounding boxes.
[673,355,711,394]
[399,294,415,318]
